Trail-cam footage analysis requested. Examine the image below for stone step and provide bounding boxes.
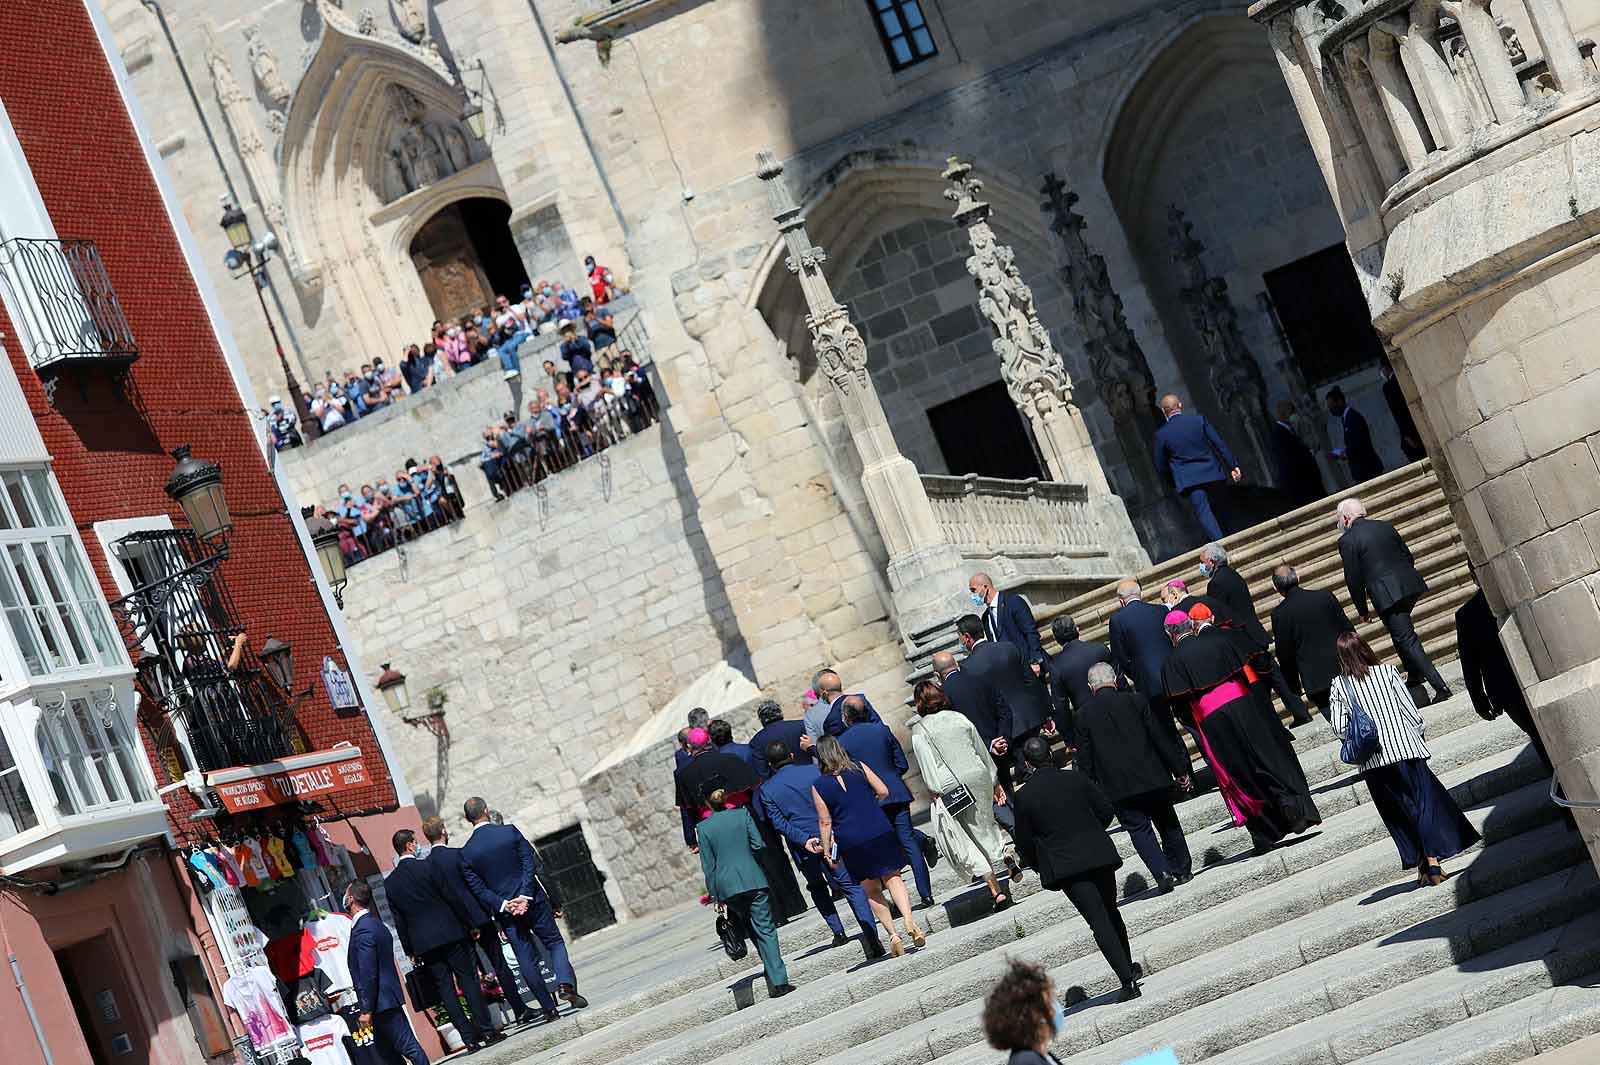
[1351,988,1600,1065]
[499,722,1556,1065]
[804,760,1573,1065]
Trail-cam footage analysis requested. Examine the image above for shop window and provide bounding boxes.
[0,469,122,677]
[869,0,938,71]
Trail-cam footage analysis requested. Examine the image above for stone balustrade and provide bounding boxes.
[1251,0,1599,212]
[922,473,1103,560]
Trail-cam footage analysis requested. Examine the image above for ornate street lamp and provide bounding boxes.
[135,649,177,708]
[303,508,348,608]
[376,663,410,714]
[219,199,315,442]
[259,636,293,692]
[220,199,251,253]
[165,445,232,549]
[461,97,486,140]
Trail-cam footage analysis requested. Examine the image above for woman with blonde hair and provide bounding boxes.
[909,679,1012,910]
[811,735,925,956]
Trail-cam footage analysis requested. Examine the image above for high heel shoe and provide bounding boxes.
[1424,861,1446,886]
[909,926,926,949]
[889,934,905,958]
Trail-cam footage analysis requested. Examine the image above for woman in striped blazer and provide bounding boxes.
[1328,631,1480,886]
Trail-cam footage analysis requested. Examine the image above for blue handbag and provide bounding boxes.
[1338,676,1382,766]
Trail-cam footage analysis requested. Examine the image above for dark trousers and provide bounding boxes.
[724,888,789,991]
[1261,655,1311,724]
[1182,483,1224,540]
[371,1006,429,1065]
[1308,688,1332,721]
[794,849,875,935]
[473,921,533,1021]
[497,896,575,1013]
[1381,596,1448,695]
[1061,867,1135,984]
[420,938,490,1044]
[883,802,933,898]
[1116,789,1192,882]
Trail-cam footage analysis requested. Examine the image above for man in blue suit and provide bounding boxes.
[459,796,580,1024]
[1152,393,1241,541]
[344,879,430,1065]
[758,741,885,960]
[838,700,936,908]
[1107,580,1188,747]
[748,700,812,779]
[708,718,758,774]
[969,571,1046,672]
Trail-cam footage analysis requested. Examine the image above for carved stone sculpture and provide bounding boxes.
[246,26,294,110]
[1168,206,1271,473]
[390,0,427,43]
[944,157,1109,493]
[358,7,379,34]
[1040,175,1155,422]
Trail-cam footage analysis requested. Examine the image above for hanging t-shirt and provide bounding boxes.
[297,1011,353,1065]
[305,912,355,994]
[212,847,244,886]
[264,836,295,879]
[291,830,319,869]
[308,825,334,867]
[239,837,273,883]
[280,968,334,1025]
[188,851,224,890]
[222,967,296,1050]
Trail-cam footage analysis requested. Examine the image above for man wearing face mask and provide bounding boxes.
[265,395,302,450]
[968,572,1046,675]
[310,384,346,434]
[1269,400,1325,509]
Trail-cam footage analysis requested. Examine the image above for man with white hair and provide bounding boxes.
[1108,580,1175,707]
[1073,661,1194,892]
[1337,497,1451,704]
[1199,542,1312,726]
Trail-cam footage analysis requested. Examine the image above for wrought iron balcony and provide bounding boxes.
[0,237,138,374]
[107,530,299,777]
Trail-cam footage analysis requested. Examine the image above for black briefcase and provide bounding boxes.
[404,966,441,1013]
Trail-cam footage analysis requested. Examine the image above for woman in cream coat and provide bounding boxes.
[909,679,1012,909]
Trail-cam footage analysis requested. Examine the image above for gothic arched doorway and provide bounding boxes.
[408,197,530,323]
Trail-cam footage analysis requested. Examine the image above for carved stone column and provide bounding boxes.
[1168,207,1273,480]
[758,152,969,644]
[943,158,1108,495]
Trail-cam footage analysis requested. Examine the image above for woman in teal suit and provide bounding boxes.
[698,782,797,997]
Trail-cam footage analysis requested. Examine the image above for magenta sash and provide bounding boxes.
[1191,682,1266,824]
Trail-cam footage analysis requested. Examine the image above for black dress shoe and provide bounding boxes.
[918,895,937,910]
[1132,962,1144,979]
[481,1031,507,1046]
[1156,876,1176,895]
[771,983,797,998]
[1172,872,1193,885]
[831,931,850,948]
[542,1007,561,1024]
[465,1043,484,1055]
[558,984,589,1009]
[862,935,887,961]
[1117,980,1142,1002]
[1432,686,1453,704]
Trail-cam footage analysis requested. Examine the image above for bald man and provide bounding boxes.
[970,571,1046,672]
[1152,393,1241,541]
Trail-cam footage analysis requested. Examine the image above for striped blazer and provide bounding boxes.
[1327,663,1430,770]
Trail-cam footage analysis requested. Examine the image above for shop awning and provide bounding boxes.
[206,746,368,813]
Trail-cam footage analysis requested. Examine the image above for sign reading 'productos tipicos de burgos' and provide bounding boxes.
[213,754,369,813]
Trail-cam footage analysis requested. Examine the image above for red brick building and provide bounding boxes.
[0,5,426,1064]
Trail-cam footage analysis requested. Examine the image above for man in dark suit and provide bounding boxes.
[758,741,884,957]
[1337,497,1450,703]
[1010,737,1141,1000]
[674,709,711,849]
[1269,564,1354,718]
[1201,543,1312,725]
[1380,362,1427,463]
[1108,580,1173,703]
[708,718,758,775]
[1326,387,1385,485]
[955,613,1055,798]
[749,699,811,779]
[1269,400,1325,508]
[459,796,579,1024]
[1152,393,1241,541]
[385,830,502,1051]
[344,879,430,1065]
[839,700,935,908]
[420,817,535,1027]
[1073,664,1193,892]
[969,572,1046,672]
[1043,615,1113,745]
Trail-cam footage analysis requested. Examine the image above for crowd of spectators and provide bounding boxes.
[268,255,625,451]
[319,456,466,566]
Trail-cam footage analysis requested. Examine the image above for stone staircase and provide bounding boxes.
[1037,460,1474,711]
[477,677,1598,1065]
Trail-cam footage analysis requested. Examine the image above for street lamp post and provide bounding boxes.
[219,199,317,442]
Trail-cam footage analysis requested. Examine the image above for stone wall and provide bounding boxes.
[340,422,749,841]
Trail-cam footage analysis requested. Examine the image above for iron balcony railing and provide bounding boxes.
[0,237,139,372]
[107,529,298,777]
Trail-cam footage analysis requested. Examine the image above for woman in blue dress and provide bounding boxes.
[811,735,926,957]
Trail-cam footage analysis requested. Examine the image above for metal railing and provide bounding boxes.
[0,237,138,371]
[923,473,1102,557]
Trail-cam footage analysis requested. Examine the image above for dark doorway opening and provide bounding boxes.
[1263,244,1386,386]
[927,381,1045,481]
[55,934,149,1065]
[409,197,530,323]
[533,825,617,938]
